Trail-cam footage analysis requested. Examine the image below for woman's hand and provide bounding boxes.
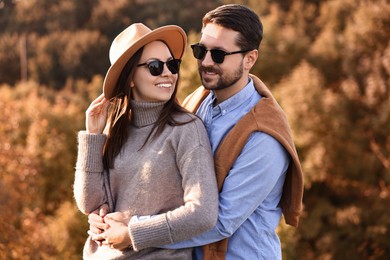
[86,93,110,134]
[88,204,110,246]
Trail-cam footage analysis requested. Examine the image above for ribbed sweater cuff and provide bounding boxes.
[76,131,106,172]
[128,214,172,251]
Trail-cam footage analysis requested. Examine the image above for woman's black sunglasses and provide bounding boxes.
[191,44,252,64]
[137,59,181,76]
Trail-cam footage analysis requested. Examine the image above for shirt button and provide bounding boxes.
[222,110,227,115]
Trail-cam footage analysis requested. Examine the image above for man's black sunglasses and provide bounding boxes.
[137,59,181,76]
[191,44,252,64]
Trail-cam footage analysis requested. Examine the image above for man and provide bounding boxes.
[88,4,303,259]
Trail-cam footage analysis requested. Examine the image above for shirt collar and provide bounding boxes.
[210,77,255,114]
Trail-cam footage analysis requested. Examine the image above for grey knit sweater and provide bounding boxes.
[74,101,218,260]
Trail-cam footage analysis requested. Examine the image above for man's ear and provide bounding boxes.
[244,49,258,71]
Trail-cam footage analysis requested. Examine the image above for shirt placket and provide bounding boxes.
[204,104,214,138]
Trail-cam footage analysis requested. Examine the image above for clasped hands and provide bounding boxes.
[88,204,133,250]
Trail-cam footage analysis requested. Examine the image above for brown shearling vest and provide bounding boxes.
[182,75,304,260]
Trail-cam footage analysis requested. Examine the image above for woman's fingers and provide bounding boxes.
[86,94,110,134]
[90,93,105,106]
[87,96,109,115]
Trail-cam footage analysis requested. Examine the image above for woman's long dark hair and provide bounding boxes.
[103,44,193,169]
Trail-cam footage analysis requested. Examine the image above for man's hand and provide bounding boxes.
[88,204,110,246]
[105,211,132,224]
[100,216,133,250]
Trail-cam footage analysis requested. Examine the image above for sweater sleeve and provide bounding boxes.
[73,131,108,215]
[128,119,219,251]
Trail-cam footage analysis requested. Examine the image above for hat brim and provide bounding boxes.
[103,25,186,99]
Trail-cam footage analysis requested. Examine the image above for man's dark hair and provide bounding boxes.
[202,4,263,51]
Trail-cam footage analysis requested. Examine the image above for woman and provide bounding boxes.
[73,23,218,259]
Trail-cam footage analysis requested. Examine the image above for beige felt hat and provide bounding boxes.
[103,23,187,98]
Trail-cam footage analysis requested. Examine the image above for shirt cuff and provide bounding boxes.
[130,215,153,223]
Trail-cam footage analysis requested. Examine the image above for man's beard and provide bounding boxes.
[199,62,243,91]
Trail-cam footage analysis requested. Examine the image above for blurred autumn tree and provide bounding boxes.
[0,78,102,258]
[1,0,389,259]
[242,0,390,258]
[0,0,218,87]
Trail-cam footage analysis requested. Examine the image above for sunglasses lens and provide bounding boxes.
[191,45,225,63]
[167,59,180,74]
[147,61,164,76]
[191,45,206,60]
[210,50,225,64]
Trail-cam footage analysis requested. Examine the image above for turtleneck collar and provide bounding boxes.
[130,100,166,127]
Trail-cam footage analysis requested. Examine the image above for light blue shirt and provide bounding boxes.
[162,78,290,259]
